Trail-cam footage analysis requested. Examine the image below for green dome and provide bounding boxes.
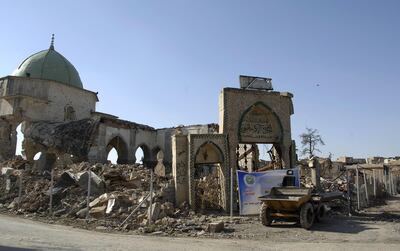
[12,46,83,89]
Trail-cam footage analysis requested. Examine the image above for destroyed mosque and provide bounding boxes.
[0,39,297,212]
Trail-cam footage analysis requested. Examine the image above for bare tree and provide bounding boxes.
[299,127,325,158]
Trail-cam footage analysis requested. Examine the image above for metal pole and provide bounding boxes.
[86,168,91,220]
[119,193,150,228]
[230,167,233,221]
[363,170,369,206]
[49,168,54,216]
[356,167,360,210]
[346,170,351,216]
[5,175,10,193]
[148,169,154,225]
[18,173,22,209]
[373,169,376,198]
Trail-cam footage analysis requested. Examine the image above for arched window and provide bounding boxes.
[15,123,24,157]
[134,144,151,166]
[107,147,118,164]
[106,136,128,164]
[64,105,76,121]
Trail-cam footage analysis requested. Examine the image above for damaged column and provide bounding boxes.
[171,131,189,206]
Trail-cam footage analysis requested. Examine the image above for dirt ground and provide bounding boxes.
[0,196,399,250]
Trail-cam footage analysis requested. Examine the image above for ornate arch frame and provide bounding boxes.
[188,134,229,211]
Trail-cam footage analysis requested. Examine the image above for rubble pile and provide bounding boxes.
[299,162,347,193]
[299,165,348,213]
[195,173,223,211]
[0,161,228,236]
[301,174,347,193]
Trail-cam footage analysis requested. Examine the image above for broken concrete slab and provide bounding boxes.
[77,170,105,195]
[106,197,116,214]
[55,171,77,188]
[76,208,88,218]
[89,205,106,218]
[206,221,224,233]
[148,202,161,222]
[1,167,15,176]
[161,202,174,217]
[89,193,109,208]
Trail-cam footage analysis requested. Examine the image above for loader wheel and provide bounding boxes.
[315,204,326,222]
[260,204,273,226]
[300,202,314,230]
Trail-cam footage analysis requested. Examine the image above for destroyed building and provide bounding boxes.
[0,38,297,212]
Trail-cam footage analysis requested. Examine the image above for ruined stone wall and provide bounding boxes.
[0,78,14,115]
[188,134,229,211]
[156,124,217,167]
[217,88,294,212]
[219,88,294,170]
[0,77,97,122]
[87,118,157,164]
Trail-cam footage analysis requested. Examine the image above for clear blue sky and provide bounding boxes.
[1,0,399,159]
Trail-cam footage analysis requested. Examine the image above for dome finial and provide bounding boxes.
[50,34,55,50]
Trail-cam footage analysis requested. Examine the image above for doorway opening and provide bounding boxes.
[194,142,224,212]
[236,143,282,172]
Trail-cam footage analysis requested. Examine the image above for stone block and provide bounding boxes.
[77,171,105,195]
[154,162,166,177]
[89,205,106,218]
[76,208,88,218]
[89,193,109,208]
[55,171,77,188]
[148,202,161,222]
[206,221,224,233]
[1,167,15,176]
[161,202,174,217]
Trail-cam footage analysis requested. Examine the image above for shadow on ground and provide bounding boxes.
[0,246,38,251]
[266,214,379,234]
[310,216,377,234]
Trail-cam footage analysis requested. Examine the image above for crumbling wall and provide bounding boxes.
[0,118,14,161]
[24,118,99,160]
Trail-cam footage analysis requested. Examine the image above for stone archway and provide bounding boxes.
[237,102,289,169]
[106,136,128,164]
[193,141,225,211]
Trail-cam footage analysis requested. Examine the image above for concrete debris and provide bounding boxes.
[55,171,77,188]
[76,208,88,218]
[148,202,161,222]
[206,221,225,233]
[89,193,109,208]
[195,173,223,211]
[106,197,116,214]
[1,167,15,176]
[0,157,29,170]
[77,171,105,195]
[90,205,107,218]
[0,162,225,236]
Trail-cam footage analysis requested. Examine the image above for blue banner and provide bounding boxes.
[237,168,300,215]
